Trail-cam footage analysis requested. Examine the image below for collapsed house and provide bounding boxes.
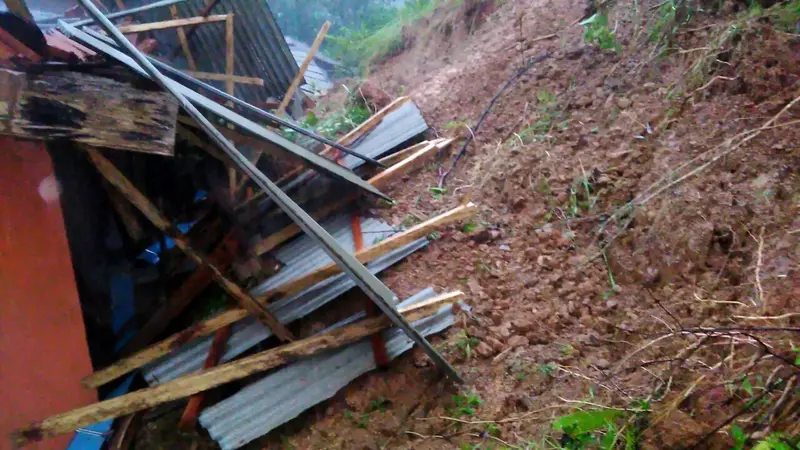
[0,1,472,449]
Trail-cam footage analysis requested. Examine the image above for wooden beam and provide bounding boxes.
[11,293,463,447]
[275,21,331,117]
[85,150,293,342]
[80,203,474,389]
[256,202,477,302]
[116,14,228,33]
[0,69,178,155]
[181,71,264,86]
[3,0,34,22]
[252,139,454,256]
[169,4,196,70]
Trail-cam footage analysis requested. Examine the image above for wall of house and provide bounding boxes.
[0,137,96,450]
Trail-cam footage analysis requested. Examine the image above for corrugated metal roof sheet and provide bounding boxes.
[142,212,426,384]
[251,101,429,237]
[285,37,334,96]
[99,0,298,103]
[199,287,460,450]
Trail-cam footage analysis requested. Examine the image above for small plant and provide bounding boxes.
[463,221,478,233]
[430,186,447,199]
[343,409,370,429]
[452,391,483,416]
[580,13,620,53]
[454,330,481,360]
[731,424,747,450]
[561,343,575,356]
[537,362,558,377]
[368,397,391,413]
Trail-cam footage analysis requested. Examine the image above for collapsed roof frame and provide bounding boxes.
[72,0,462,383]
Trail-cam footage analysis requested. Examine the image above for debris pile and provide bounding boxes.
[0,1,473,449]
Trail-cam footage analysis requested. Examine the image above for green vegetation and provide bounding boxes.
[580,13,621,53]
[453,330,481,359]
[451,391,483,416]
[327,0,450,70]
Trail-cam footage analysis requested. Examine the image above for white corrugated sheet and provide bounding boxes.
[200,287,462,449]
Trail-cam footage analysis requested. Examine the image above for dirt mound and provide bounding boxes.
[254,0,799,448]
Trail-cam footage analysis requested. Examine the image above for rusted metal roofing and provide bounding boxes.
[44,30,96,60]
[99,0,299,103]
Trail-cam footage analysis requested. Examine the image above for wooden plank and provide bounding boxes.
[181,71,264,86]
[3,0,34,22]
[225,14,236,200]
[85,150,293,342]
[377,140,436,166]
[177,325,231,429]
[252,140,453,256]
[169,4,196,70]
[256,202,477,302]
[369,139,453,189]
[81,308,249,389]
[0,69,178,155]
[275,21,331,117]
[80,203,474,389]
[116,14,228,33]
[11,293,463,447]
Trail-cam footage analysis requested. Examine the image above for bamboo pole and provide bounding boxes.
[85,150,292,342]
[10,293,463,447]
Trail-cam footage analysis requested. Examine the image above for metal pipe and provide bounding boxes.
[72,0,187,27]
[77,27,382,167]
[75,0,462,383]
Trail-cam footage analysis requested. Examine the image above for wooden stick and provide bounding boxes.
[256,202,477,302]
[169,0,222,60]
[169,4,197,70]
[225,14,236,199]
[85,150,293,342]
[177,325,232,430]
[116,14,228,33]
[11,293,463,447]
[252,139,453,256]
[80,203,474,388]
[275,21,331,117]
[181,71,264,86]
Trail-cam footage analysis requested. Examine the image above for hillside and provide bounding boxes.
[253,0,799,448]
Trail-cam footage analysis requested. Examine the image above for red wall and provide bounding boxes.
[0,138,97,449]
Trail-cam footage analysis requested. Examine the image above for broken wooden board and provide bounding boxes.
[0,69,178,155]
[11,293,463,447]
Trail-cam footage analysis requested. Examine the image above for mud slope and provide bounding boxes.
[257,0,799,448]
